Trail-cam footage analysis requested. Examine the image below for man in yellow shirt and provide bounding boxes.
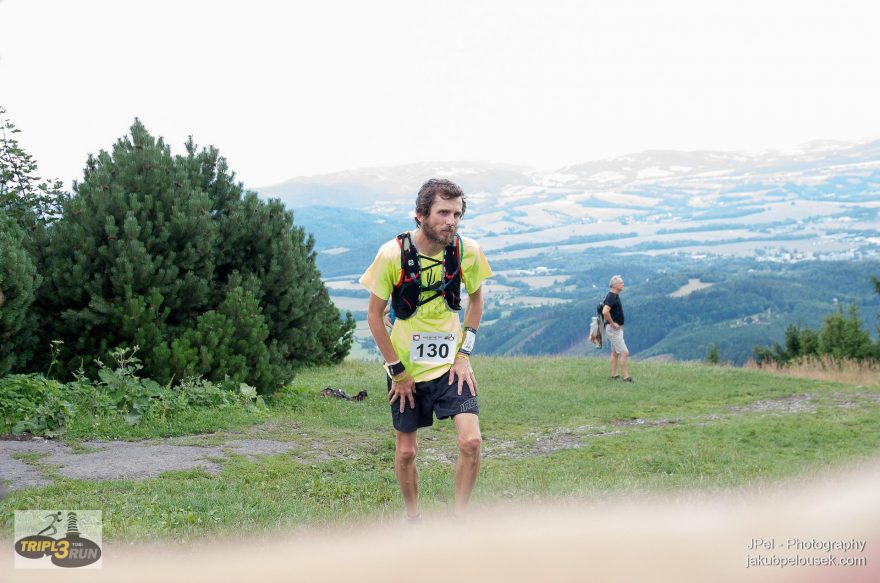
[361,178,492,521]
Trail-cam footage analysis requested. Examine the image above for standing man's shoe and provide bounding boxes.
[611,375,620,381]
[623,377,633,383]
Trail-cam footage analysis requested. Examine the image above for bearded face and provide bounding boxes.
[417,196,462,247]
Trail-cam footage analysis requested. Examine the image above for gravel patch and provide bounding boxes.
[726,394,816,415]
[224,439,301,457]
[0,432,356,492]
[49,442,226,481]
[0,437,292,492]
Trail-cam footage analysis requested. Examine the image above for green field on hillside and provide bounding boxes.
[2,357,879,541]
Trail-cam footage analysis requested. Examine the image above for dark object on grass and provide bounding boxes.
[320,387,368,401]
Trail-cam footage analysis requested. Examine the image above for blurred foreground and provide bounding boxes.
[3,458,878,582]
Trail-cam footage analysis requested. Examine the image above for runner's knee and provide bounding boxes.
[458,435,482,457]
[396,444,417,464]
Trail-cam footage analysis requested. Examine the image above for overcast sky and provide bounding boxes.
[3,0,880,189]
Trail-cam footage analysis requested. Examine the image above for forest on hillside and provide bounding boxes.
[477,255,880,364]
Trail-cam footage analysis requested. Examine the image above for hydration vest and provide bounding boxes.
[390,231,462,320]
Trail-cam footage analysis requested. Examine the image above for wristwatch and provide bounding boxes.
[384,360,406,379]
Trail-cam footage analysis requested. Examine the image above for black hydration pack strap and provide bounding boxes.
[415,254,460,306]
[392,232,462,320]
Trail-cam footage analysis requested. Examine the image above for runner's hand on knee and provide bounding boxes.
[450,355,477,396]
[389,376,416,413]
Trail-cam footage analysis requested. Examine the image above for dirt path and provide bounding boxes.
[2,392,878,492]
[0,421,338,492]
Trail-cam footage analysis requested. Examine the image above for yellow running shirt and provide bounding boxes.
[360,233,493,382]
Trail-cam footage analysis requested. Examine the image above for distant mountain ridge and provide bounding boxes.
[254,141,880,364]
[258,139,880,265]
[257,139,880,210]
[256,161,533,209]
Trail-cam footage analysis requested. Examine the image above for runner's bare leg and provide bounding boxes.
[395,430,420,517]
[453,413,482,516]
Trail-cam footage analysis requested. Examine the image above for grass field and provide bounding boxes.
[2,356,880,542]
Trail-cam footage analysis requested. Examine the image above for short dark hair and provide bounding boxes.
[414,178,467,226]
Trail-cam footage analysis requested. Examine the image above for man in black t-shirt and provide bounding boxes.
[602,275,632,382]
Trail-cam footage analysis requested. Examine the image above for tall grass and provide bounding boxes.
[745,355,880,387]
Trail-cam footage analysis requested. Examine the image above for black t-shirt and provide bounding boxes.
[603,291,624,326]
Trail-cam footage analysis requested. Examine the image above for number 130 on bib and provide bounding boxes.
[410,333,458,363]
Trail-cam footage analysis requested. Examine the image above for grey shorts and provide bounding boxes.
[605,324,629,355]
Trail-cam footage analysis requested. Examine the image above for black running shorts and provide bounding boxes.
[387,369,479,433]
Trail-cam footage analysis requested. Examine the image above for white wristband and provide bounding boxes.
[460,328,477,355]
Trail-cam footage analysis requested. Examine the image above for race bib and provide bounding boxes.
[410,332,458,363]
